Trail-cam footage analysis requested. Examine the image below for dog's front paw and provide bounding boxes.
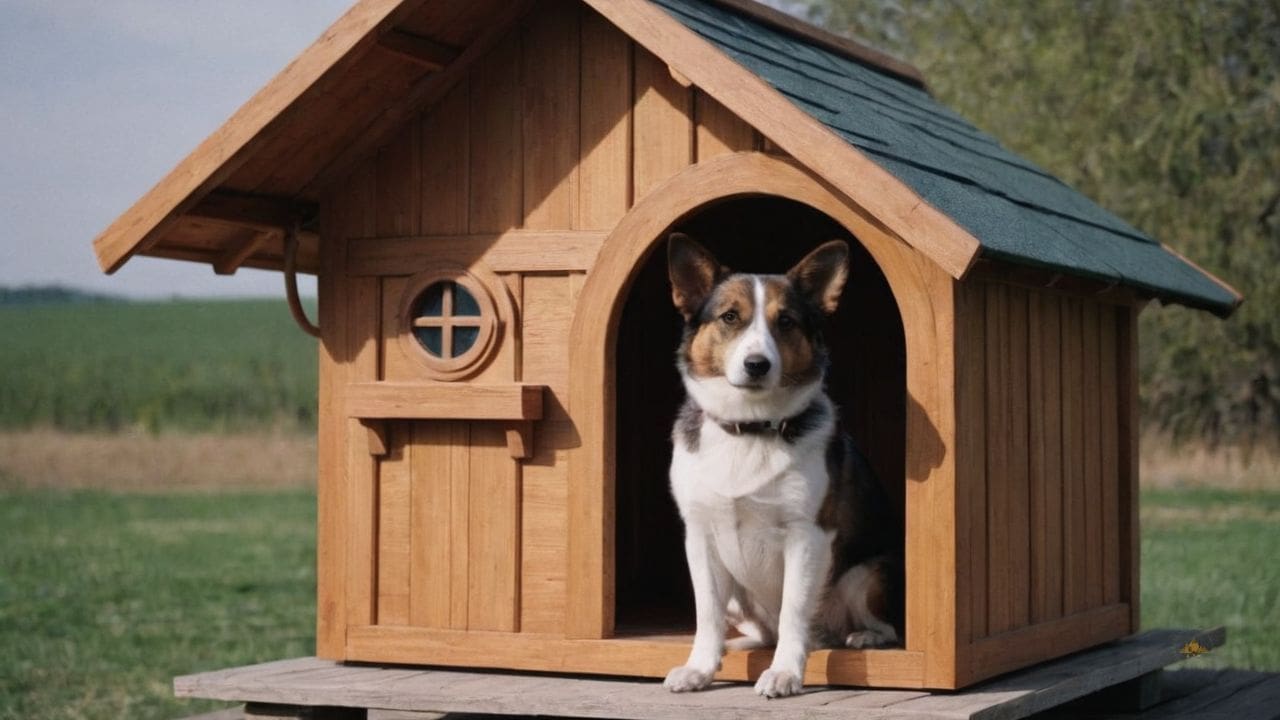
[663,665,714,693]
[754,668,803,698]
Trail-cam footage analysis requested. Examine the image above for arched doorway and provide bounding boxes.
[613,195,907,631]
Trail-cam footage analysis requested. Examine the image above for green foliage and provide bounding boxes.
[799,0,1280,444]
[0,489,316,720]
[0,299,318,434]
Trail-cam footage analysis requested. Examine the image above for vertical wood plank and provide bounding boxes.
[984,283,1011,635]
[448,422,471,629]
[1028,293,1063,622]
[420,81,469,235]
[1117,305,1142,631]
[409,421,453,628]
[522,274,574,421]
[578,7,633,230]
[377,424,412,625]
[469,31,523,233]
[1006,287,1030,630]
[520,421,573,633]
[1060,297,1087,615]
[315,192,350,657]
[954,281,985,652]
[467,423,521,632]
[1099,305,1121,605]
[1082,303,1104,610]
[345,276,381,629]
[958,283,987,642]
[632,46,692,201]
[694,90,756,162]
[376,123,421,237]
[522,2,580,230]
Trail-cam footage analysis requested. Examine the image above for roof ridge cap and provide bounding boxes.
[698,0,927,89]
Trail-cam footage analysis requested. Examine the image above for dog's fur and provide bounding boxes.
[663,234,902,698]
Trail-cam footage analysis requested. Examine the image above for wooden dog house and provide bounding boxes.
[93,0,1240,690]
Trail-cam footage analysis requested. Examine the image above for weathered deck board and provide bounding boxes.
[175,629,1229,720]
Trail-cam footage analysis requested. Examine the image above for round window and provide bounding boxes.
[399,269,499,380]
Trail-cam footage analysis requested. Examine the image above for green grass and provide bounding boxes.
[1140,487,1280,670]
[1,487,1275,720]
[0,489,316,720]
[0,299,317,434]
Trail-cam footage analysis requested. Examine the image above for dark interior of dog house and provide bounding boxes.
[614,196,907,635]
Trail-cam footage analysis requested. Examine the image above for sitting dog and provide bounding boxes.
[662,233,902,698]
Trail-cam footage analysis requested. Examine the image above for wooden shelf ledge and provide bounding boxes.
[345,383,544,421]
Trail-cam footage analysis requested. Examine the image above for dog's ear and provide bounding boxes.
[668,233,724,321]
[787,240,849,315]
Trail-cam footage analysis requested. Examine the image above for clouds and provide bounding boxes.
[0,1,348,297]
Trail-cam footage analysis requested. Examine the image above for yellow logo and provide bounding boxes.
[1180,639,1210,657]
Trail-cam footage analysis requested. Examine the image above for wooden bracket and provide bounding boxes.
[359,419,389,457]
[376,29,460,70]
[285,223,321,338]
[506,421,535,460]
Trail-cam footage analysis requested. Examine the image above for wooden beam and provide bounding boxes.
[303,0,534,197]
[346,230,606,275]
[187,191,315,234]
[359,419,389,457]
[376,28,459,70]
[213,231,272,275]
[345,382,544,421]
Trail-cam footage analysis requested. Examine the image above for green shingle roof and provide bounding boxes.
[653,0,1239,316]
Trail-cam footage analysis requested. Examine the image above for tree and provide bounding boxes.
[798,0,1280,445]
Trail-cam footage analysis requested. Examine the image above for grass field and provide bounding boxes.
[0,489,316,720]
[0,298,317,434]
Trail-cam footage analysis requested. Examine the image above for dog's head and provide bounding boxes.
[668,233,849,418]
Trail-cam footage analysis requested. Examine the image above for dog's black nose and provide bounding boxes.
[744,354,772,378]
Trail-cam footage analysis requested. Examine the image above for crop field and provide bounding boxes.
[0,298,317,434]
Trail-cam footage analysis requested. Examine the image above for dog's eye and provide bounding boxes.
[720,310,740,325]
[777,314,796,330]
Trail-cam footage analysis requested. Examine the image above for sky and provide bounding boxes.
[0,1,351,298]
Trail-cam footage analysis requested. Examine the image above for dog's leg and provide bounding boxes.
[754,522,830,698]
[664,526,731,692]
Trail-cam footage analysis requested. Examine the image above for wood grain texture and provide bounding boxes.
[408,421,453,628]
[983,282,1011,635]
[578,7,633,231]
[695,90,757,161]
[1099,305,1121,606]
[1117,305,1142,631]
[954,281,986,646]
[520,420,573,634]
[376,424,412,625]
[467,30,522,234]
[1005,286,1030,630]
[466,423,521,631]
[347,231,605,275]
[448,423,471,629]
[419,81,469,236]
[345,277,382,629]
[345,382,543,420]
[1082,302,1104,610]
[521,2,580,231]
[1060,298,1087,616]
[1028,292,1063,623]
[632,45,693,202]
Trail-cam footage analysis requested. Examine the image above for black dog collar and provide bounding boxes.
[712,402,825,444]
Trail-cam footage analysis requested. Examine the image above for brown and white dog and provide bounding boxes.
[663,233,902,698]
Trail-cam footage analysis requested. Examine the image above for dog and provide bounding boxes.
[662,233,902,698]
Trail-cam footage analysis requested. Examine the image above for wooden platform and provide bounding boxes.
[175,629,1236,720]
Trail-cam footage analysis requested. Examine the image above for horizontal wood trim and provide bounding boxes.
[345,382,544,420]
[187,191,316,234]
[963,603,1132,686]
[347,231,607,275]
[967,258,1148,307]
[375,29,459,70]
[345,626,925,688]
[143,244,320,275]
